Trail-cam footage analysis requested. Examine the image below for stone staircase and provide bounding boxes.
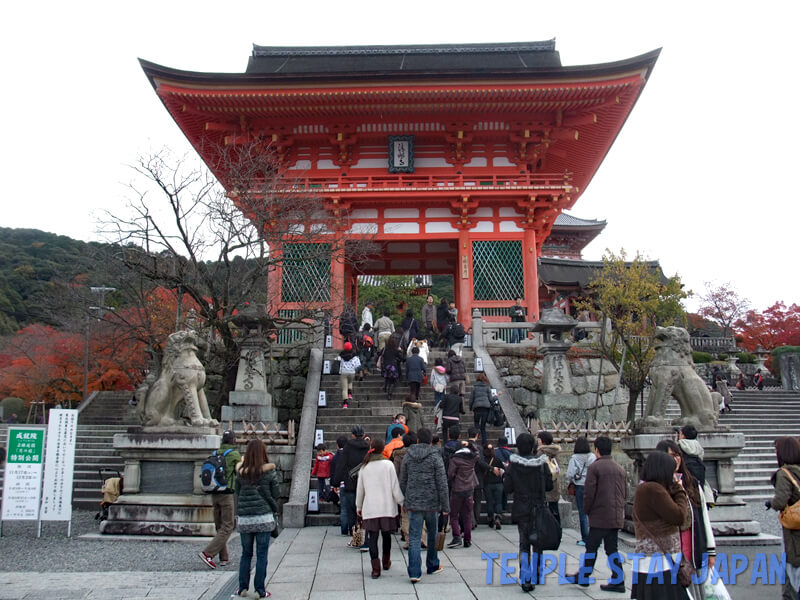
[0,391,138,511]
[664,389,800,502]
[306,347,508,526]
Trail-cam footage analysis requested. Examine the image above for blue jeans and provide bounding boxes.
[575,484,589,542]
[407,510,440,578]
[239,531,271,595]
[338,485,348,534]
[341,490,357,534]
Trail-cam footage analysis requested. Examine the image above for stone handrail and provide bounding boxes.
[282,321,325,528]
[471,309,530,436]
[76,390,100,416]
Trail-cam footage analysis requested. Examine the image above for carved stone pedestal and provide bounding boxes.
[621,431,777,544]
[99,427,220,536]
[222,337,276,424]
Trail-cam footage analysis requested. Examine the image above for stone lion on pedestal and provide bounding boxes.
[637,326,718,429]
[137,330,219,428]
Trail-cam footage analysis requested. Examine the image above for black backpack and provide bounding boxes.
[451,322,466,341]
[200,448,233,493]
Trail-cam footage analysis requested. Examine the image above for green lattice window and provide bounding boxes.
[281,243,331,303]
[472,240,524,301]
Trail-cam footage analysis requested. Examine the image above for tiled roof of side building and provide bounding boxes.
[553,213,607,228]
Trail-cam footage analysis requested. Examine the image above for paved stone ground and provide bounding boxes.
[0,515,787,600]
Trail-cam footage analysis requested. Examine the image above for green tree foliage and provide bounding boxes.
[0,228,116,334]
[577,250,688,422]
[357,276,429,327]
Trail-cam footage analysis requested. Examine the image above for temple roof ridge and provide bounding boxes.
[251,40,557,57]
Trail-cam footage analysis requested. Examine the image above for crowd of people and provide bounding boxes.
[192,420,800,598]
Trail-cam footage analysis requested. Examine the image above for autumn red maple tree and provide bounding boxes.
[0,285,196,415]
[736,301,800,351]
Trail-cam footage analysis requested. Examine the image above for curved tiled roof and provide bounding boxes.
[553,213,606,228]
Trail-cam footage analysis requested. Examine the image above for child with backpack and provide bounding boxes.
[312,443,335,502]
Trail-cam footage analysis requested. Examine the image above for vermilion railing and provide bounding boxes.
[278,171,572,192]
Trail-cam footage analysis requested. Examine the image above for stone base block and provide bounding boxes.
[229,390,271,406]
[100,519,215,536]
[221,404,276,423]
[100,493,215,537]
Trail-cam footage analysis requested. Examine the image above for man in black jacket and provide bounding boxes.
[332,425,370,548]
[503,433,553,592]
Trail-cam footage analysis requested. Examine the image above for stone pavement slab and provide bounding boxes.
[0,525,785,599]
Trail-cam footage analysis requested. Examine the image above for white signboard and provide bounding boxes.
[315,429,324,446]
[323,360,331,375]
[318,391,327,407]
[40,410,78,521]
[475,357,484,372]
[325,335,333,348]
[505,427,517,446]
[308,490,319,512]
[1,427,46,521]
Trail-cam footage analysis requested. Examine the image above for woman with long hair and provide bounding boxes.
[235,439,280,598]
[769,436,800,599]
[356,437,404,579]
[655,440,716,599]
[631,451,690,600]
[566,436,595,546]
[381,331,403,400]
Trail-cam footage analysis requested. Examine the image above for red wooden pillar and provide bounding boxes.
[331,243,346,348]
[456,229,473,324]
[522,227,540,320]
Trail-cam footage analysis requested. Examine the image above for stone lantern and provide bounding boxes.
[754,345,771,374]
[533,308,577,395]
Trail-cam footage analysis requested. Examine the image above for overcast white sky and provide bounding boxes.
[2,1,797,313]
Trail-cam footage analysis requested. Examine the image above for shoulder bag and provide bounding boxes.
[779,468,800,530]
[527,466,562,550]
[568,458,589,496]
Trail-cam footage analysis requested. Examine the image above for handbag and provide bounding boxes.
[526,467,562,550]
[422,374,428,385]
[779,468,800,530]
[270,513,282,538]
[703,576,732,600]
[436,514,448,551]
[351,517,365,548]
[528,503,562,550]
[638,511,693,586]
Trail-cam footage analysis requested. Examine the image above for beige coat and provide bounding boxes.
[356,455,404,521]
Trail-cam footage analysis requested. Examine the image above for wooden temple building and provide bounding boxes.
[141,40,659,342]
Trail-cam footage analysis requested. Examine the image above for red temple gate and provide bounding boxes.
[141,41,659,345]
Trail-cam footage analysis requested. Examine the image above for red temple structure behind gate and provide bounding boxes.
[141,41,659,344]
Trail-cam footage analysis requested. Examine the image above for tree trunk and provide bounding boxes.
[626,386,640,423]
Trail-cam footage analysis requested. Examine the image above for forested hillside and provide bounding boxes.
[0,228,114,334]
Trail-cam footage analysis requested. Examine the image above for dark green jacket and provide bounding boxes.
[218,443,242,493]
[236,463,279,517]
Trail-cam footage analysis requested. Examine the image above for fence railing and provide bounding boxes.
[225,420,296,445]
[690,337,736,353]
[532,420,632,443]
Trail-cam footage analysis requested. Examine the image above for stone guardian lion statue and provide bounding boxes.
[638,326,718,429]
[137,330,219,428]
